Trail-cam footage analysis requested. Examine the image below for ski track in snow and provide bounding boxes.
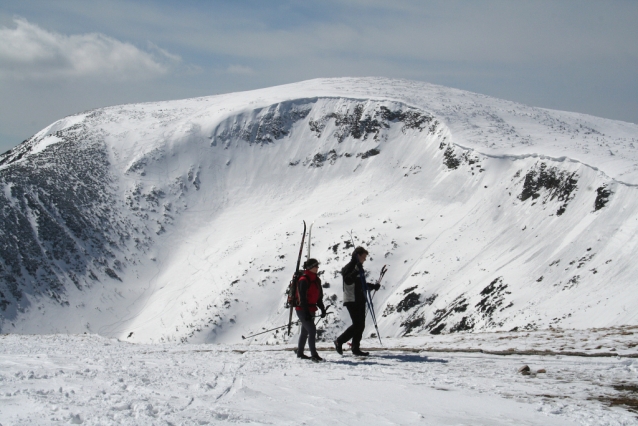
[1,331,637,425]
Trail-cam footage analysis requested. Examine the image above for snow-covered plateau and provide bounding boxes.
[1,77,637,423]
[1,330,637,425]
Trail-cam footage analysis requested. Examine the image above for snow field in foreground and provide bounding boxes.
[1,331,637,425]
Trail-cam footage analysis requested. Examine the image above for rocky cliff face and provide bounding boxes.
[0,117,125,316]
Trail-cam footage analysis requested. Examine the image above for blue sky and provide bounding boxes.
[1,0,637,153]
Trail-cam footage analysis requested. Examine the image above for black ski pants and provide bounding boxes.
[336,302,366,351]
[296,310,318,357]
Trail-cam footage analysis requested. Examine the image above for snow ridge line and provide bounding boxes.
[452,141,638,188]
[224,93,636,188]
[208,92,637,187]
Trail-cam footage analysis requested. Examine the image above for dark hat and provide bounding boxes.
[353,246,369,256]
[303,258,320,269]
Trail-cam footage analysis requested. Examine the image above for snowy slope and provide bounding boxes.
[2,331,638,425]
[1,77,637,345]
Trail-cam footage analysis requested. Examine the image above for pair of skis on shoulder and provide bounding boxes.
[286,220,315,336]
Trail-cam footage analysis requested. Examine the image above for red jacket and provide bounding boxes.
[295,270,322,312]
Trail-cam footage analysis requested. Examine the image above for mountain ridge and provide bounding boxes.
[0,78,637,343]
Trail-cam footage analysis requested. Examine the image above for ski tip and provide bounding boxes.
[241,336,246,340]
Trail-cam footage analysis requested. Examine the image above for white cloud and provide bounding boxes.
[0,18,180,80]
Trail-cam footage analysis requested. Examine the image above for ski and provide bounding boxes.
[371,264,388,302]
[365,265,387,325]
[347,229,356,249]
[286,220,307,336]
[307,221,314,259]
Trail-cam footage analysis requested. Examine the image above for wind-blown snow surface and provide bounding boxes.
[1,77,638,345]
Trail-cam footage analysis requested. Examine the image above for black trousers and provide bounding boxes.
[336,302,366,351]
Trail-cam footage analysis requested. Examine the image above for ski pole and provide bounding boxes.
[314,309,333,326]
[242,312,332,340]
[242,323,294,340]
[359,268,383,346]
[366,290,383,346]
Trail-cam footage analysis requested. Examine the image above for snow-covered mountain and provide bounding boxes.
[1,77,637,344]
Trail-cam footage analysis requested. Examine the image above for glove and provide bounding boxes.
[371,283,381,291]
[304,311,312,321]
[320,309,327,319]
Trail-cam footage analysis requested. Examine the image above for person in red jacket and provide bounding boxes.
[295,258,326,362]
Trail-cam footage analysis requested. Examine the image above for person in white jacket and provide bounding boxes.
[333,246,379,356]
